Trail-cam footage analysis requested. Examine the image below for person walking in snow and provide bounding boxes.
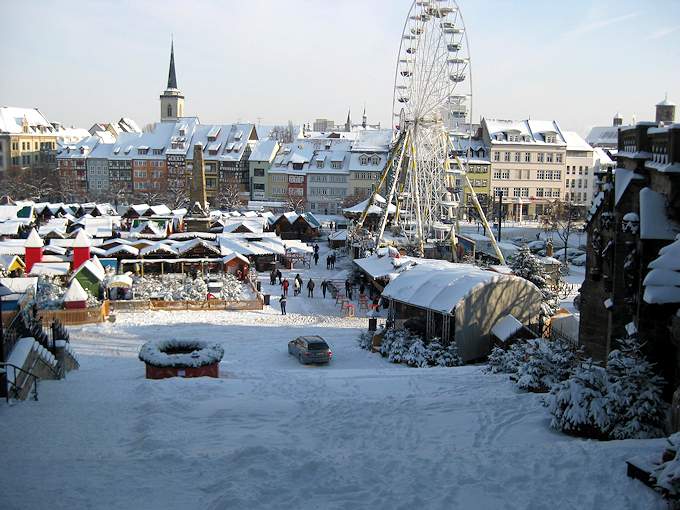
[294,278,301,296]
[282,278,290,297]
[270,269,277,285]
[326,255,331,270]
[307,278,315,298]
[314,243,319,256]
[276,269,282,285]
[359,283,365,296]
[313,252,319,266]
[345,279,351,297]
[280,294,287,315]
[321,280,328,298]
[330,253,336,269]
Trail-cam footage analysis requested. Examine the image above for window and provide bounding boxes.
[167,104,172,118]
[537,169,545,180]
[537,153,545,162]
[254,168,265,177]
[578,166,583,175]
[554,170,561,180]
[556,153,563,163]
[370,155,380,165]
[524,152,531,162]
[493,151,500,162]
[536,188,544,198]
[546,153,553,163]
[514,152,520,162]
[331,161,341,169]
[584,166,589,175]
[359,155,368,166]
[494,187,509,197]
[503,152,510,162]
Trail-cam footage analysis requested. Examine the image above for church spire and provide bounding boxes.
[167,37,178,90]
[345,108,351,132]
[362,104,367,129]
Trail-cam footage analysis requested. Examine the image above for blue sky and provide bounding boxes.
[2,0,678,136]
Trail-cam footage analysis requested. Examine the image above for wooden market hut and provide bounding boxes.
[63,279,88,309]
[382,261,543,362]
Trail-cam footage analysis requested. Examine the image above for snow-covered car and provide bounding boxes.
[288,336,332,365]
[571,253,587,266]
[527,240,546,252]
[552,248,585,263]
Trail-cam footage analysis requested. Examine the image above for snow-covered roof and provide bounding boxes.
[644,235,680,305]
[73,257,105,281]
[639,187,680,240]
[328,230,348,241]
[350,129,393,152]
[562,131,593,152]
[72,229,91,248]
[0,107,54,135]
[383,261,525,314]
[354,254,416,279]
[248,139,279,162]
[29,262,70,276]
[483,118,566,145]
[491,314,523,342]
[614,167,644,205]
[108,274,133,288]
[25,228,44,248]
[343,194,396,215]
[64,279,88,302]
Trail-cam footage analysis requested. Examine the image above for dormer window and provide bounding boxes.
[359,155,369,166]
[370,155,380,165]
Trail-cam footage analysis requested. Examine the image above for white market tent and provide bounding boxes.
[108,274,133,289]
[382,261,542,362]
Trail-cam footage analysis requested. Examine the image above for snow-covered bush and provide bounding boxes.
[33,276,66,310]
[386,329,415,364]
[428,340,463,367]
[377,330,462,368]
[133,273,246,301]
[547,359,610,439]
[511,245,560,315]
[138,338,224,368]
[357,330,374,351]
[653,433,680,497]
[606,336,666,440]
[486,342,529,374]
[547,336,666,440]
[516,337,581,393]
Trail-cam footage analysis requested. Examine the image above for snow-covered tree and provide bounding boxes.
[510,245,560,314]
[428,340,463,367]
[386,329,416,364]
[516,337,580,393]
[357,330,374,351]
[486,342,529,374]
[547,359,610,438]
[606,336,666,440]
[404,339,430,367]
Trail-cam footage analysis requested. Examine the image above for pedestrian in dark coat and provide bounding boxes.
[280,294,287,315]
[321,280,328,298]
[331,253,336,269]
[313,252,319,266]
[282,279,290,297]
[326,255,331,270]
[345,279,351,297]
[314,244,319,255]
[307,279,315,298]
[270,269,277,285]
[277,269,282,284]
[359,283,365,296]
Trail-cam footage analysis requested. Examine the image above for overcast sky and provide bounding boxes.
[2,0,678,136]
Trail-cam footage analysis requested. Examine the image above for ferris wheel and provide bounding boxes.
[356,0,504,261]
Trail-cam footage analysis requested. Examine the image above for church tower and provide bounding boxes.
[160,39,185,122]
[345,109,351,132]
[362,106,367,129]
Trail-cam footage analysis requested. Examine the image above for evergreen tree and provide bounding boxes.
[606,336,666,440]
[486,341,529,374]
[510,245,559,314]
[404,339,430,367]
[516,338,580,392]
[547,359,610,438]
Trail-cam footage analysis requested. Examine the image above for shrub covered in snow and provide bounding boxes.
[138,339,224,368]
[605,336,666,440]
[357,330,374,351]
[547,335,666,440]
[547,360,610,439]
[511,246,560,315]
[486,342,529,374]
[378,330,463,368]
[516,337,581,393]
[133,273,246,302]
[32,276,66,310]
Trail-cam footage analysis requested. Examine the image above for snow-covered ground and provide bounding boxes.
[0,238,661,510]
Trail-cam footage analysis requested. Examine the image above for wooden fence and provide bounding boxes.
[110,297,263,313]
[37,301,111,327]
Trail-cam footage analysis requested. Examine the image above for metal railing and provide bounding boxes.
[0,362,39,402]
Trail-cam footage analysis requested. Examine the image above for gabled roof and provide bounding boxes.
[64,279,88,302]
